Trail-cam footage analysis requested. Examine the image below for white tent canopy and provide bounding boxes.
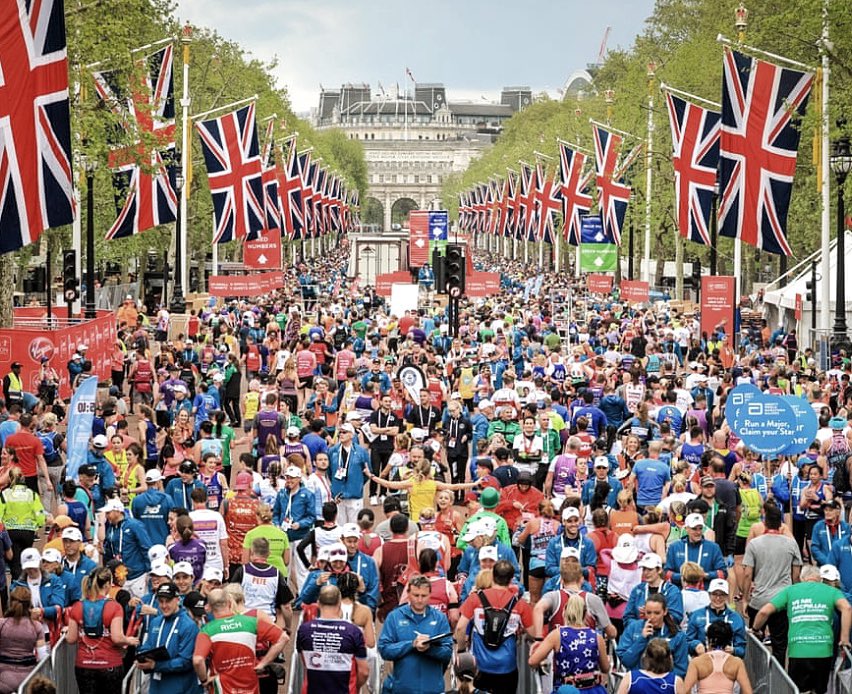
[762,230,852,340]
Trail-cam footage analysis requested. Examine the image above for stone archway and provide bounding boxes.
[391,197,419,226]
[362,197,384,226]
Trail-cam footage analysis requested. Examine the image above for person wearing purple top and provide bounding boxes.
[168,516,207,582]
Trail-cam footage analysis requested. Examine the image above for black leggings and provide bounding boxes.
[448,454,468,501]
[75,665,125,694]
[223,395,241,426]
[7,529,35,579]
[475,669,519,694]
[369,448,392,497]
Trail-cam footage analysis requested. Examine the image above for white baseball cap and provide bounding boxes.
[479,546,499,562]
[339,423,356,434]
[150,563,173,578]
[202,567,224,583]
[103,499,125,514]
[685,513,705,529]
[593,456,610,469]
[316,546,332,562]
[284,466,303,479]
[562,507,581,520]
[820,564,841,582]
[461,520,484,542]
[327,543,348,561]
[708,578,730,595]
[286,426,301,437]
[41,548,62,564]
[478,399,493,410]
[638,554,663,569]
[172,561,194,577]
[62,527,83,542]
[560,547,581,560]
[145,469,164,483]
[341,523,360,538]
[148,544,169,564]
[92,434,108,449]
[21,548,41,570]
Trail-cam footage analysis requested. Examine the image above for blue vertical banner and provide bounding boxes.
[65,376,98,480]
[428,211,449,240]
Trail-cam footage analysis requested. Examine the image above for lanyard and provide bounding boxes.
[450,418,459,439]
[705,608,731,629]
[420,407,433,428]
[156,614,180,649]
[109,523,124,558]
[285,490,295,520]
[318,474,331,500]
[688,540,704,567]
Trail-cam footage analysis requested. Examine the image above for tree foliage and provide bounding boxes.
[443,0,852,290]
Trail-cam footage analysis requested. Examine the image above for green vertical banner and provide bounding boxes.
[579,215,617,272]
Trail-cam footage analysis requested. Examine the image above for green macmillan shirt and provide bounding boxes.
[770,582,843,659]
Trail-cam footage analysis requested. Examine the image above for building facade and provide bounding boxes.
[315,83,531,230]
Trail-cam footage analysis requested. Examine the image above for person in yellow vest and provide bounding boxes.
[3,362,24,409]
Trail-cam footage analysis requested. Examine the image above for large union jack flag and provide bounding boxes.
[518,164,537,240]
[0,0,73,252]
[196,102,264,243]
[298,150,314,238]
[664,90,720,246]
[535,164,562,244]
[505,170,519,237]
[278,138,302,239]
[93,44,177,240]
[259,119,281,234]
[558,143,593,246]
[718,48,814,256]
[593,125,631,245]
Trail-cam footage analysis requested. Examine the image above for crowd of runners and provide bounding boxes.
[0,241,849,694]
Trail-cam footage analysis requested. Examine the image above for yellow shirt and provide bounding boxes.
[409,479,438,522]
[244,391,261,421]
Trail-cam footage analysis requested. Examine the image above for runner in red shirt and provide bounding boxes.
[5,413,47,493]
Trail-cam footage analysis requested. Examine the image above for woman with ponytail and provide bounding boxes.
[66,567,139,693]
[0,586,47,694]
[167,516,207,582]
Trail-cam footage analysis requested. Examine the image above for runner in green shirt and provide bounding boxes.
[242,507,290,576]
[753,566,851,693]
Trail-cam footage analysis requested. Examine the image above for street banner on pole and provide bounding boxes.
[244,233,282,269]
[579,215,617,272]
[409,211,430,266]
[700,275,736,336]
[588,274,614,294]
[66,376,99,480]
[208,271,284,296]
[621,280,650,303]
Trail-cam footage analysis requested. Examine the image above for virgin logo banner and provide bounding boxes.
[0,309,117,400]
[208,271,285,297]
[700,275,736,336]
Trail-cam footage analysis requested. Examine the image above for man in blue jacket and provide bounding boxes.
[457,520,522,601]
[686,579,746,657]
[272,465,315,591]
[379,573,453,694]
[581,457,622,508]
[87,434,117,498]
[165,461,206,510]
[812,498,849,566]
[329,423,371,525]
[137,581,202,694]
[12,548,66,629]
[341,523,379,612]
[131,470,175,541]
[623,553,684,627]
[664,513,727,587]
[102,498,153,598]
[545,506,596,579]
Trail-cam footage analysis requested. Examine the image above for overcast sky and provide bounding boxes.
[177,0,656,114]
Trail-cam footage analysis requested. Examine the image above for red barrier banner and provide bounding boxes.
[0,309,117,400]
[466,271,500,297]
[701,275,736,336]
[620,280,650,303]
[409,211,430,267]
[244,234,282,269]
[588,274,614,294]
[375,271,413,297]
[795,292,803,321]
[208,271,285,297]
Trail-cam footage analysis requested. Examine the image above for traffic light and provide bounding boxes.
[806,261,817,304]
[63,250,79,301]
[432,248,446,295]
[691,261,701,286]
[445,244,465,297]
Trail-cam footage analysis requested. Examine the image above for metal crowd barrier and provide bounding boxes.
[16,635,78,694]
[743,631,799,694]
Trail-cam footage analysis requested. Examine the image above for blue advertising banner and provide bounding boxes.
[65,376,98,480]
[428,211,448,240]
[724,384,813,456]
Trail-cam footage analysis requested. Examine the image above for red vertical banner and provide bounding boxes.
[700,275,736,336]
[588,274,614,294]
[409,211,430,266]
[244,233,282,269]
[620,280,650,303]
[795,293,803,321]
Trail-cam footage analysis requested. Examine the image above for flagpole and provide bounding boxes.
[179,23,192,294]
[820,0,831,334]
[192,94,259,122]
[643,62,656,284]
[716,34,815,70]
[575,245,581,278]
[659,83,721,109]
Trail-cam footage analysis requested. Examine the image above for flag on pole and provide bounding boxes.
[297,150,314,237]
[506,170,519,237]
[406,67,416,84]
[592,124,631,245]
[260,119,282,234]
[196,102,264,243]
[93,44,177,239]
[718,47,814,256]
[518,164,536,239]
[0,0,74,252]
[558,142,593,246]
[279,138,303,239]
[535,165,562,244]
[663,89,720,245]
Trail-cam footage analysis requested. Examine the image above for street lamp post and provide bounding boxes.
[83,154,97,319]
[831,131,852,352]
[169,168,186,313]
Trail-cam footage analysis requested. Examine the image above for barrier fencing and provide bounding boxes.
[16,635,78,694]
[743,631,798,694]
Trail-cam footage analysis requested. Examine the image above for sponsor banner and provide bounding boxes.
[409,211,430,267]
[700,275,736,336]
[375,271,413,297]
[580,243,617,272]
[588,274,614,294]
[244,234,282,269]
[428,210,449,240]
[620,280,650,304]
[0,309,117,400]
[66,376,98,480]
[795,292,803,321]
[466,271,501,297]
[724,383,814,456]
[208,271,285,297]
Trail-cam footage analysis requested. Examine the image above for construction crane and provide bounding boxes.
[597,26,611,67]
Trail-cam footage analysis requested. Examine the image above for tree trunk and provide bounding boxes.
[0,253,15,328]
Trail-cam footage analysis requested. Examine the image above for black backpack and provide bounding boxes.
[478,590,517,650]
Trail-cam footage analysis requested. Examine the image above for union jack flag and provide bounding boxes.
[260,120,282,234]
[518,164,537,239]
[505,170,519,237]
[298,150,314,237]
[558,143,593,246]
[495,177,510,238]
[535,164,561,244]
[0,0,73,252]
[458,191,470,232]
[718,47,814,256]
[93,44,176,240]
[664,90,720,246]
[278,138,302,239]
[196,102,264,243]
[593,124,631,245]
